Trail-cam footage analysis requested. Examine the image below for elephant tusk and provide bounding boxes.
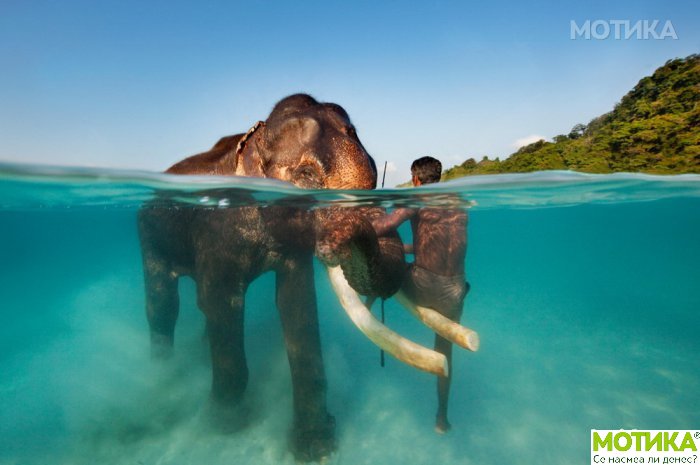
[394,291,480,352]
[326,266,448,377]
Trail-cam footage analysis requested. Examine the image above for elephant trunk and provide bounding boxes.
[316,207,444,376]
[315,206,480,376]
[326,265,448,377]
[315,206,404,298]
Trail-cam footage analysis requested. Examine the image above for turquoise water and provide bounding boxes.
[1,163,699,464]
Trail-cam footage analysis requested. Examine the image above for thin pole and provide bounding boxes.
[381,161,387,188]
[379,161,388,366]
[380,299,385,367]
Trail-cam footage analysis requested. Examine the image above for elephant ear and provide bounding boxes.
[263,114,321,155]
[234,121,268,177]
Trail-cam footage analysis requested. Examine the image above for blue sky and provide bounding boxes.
[0,0,698,186]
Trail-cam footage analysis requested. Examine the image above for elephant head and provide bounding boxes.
[233,93,377,190]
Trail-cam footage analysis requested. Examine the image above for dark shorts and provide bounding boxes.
[402,264,470,320]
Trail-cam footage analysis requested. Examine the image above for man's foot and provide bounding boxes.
[435,416,451,434]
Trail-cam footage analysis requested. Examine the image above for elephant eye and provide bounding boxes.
[298,166,315,177]
[346,126,357,138]
[294,164,323,188]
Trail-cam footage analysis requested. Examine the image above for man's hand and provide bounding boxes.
[371,208,416,236]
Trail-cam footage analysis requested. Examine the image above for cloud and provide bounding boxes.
[512,134,547,149]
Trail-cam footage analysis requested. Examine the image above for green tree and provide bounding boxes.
[438,54,700,181]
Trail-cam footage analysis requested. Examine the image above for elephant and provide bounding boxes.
[137,94,470,461]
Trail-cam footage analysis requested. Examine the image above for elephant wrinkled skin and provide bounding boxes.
[138,94,442,461]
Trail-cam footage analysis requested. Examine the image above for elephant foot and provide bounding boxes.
[205,396,252,434]
[290,414,336,463]
[150,332,174,360]
[435,415,451,434]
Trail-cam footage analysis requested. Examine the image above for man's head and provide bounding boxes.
[410,156,442,186]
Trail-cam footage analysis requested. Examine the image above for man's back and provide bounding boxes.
[411,207,467,277]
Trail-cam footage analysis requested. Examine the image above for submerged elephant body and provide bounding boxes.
[139,202,339,459]
[139,94,407,460]
[138,94,463,461]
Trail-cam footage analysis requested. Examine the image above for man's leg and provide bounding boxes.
[435,332,454,433]
[434,280,468,433]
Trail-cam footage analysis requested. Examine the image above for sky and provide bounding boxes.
[0,0,698,186]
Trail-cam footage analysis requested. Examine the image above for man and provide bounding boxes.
[372,156,469,433]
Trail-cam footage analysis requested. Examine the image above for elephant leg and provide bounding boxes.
[276,255,336,462]
[143,255,179,359]
[199,283,248,406]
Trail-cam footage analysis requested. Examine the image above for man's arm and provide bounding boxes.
[371,208,416,236]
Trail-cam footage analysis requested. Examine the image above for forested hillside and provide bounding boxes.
[442,54,700,180]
